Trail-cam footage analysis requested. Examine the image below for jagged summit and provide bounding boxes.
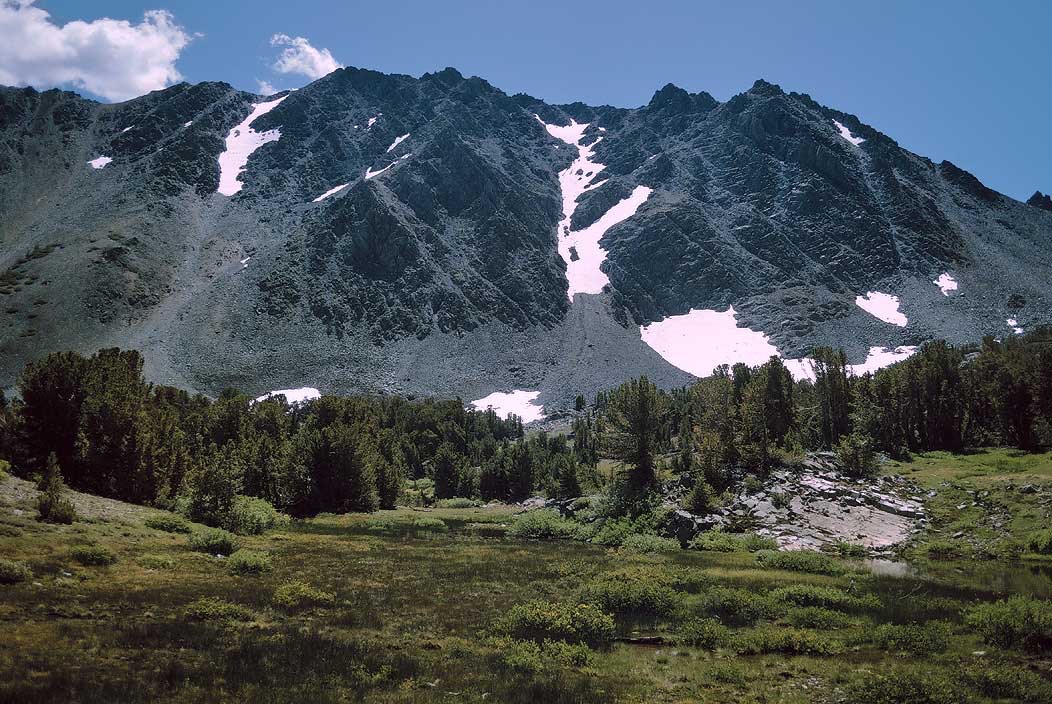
[1,70,1049,413]
[1028,190,1052,211]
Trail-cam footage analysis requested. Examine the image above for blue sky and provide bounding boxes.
[9,0,1052,201]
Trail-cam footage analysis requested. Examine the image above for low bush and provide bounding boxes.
[498,600,615,648]
[577,570,678,620]
[507,510,582,541]
[823,541,867,558]
[227,549,273,576]
[733,626,843,656]
[184,597,255,623]
[689,530,778,553]
[144,514,191,534]
[188,528,240,556]
[696,587,785,626]
[137,554,175,570]
[677,618,730,649]
[434,498,482,509]
[584,518,637,547]
[491,636,594,676]
[0,558,31,584]
[69,544,117,566]
[618,533,680,554]
[959,659,1052,702]
[1025,529,1052,555]
[847,666,962,704]
[0,459,9,480]
[924,539,968,560]
[411,517,448,532]
[870,621,953,654]
[964,596,1052,653]
[755,549,846,576]
[974,539,1024,561]
[272,580,336,610]
[786,606,859,630]
[37,487,76,524]
[225,496,289,535]
[769,584,879,611]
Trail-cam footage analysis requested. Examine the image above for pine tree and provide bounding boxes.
[604,376,667,490]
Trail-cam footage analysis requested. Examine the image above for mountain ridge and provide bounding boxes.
[1,67,1049,416]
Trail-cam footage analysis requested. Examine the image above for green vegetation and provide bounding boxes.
[965,597,1052,653]
[69,544,117,566]
[0,558,31,584]
[498,601,615,648]
[226,549,273,575]
[184,597,256,623]
[144,513,191,533]
[755,549,848,575]
[188,528,240,556]
[689,530,778,552]
[272,580,337,611]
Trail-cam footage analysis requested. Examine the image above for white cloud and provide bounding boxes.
[0,1,193,102]
[256,79,277,96]
[269,33,340,80]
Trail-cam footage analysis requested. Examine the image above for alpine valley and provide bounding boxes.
[2,67,1051,417]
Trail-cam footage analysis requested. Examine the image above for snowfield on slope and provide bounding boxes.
[640,307,919,381]
[833,119,865,146]
[933,273,958,296]
[855,292,908,326]
[470,390,545,424]
[217,96,288,196]
[87,156,112,169]
[312,183,349,202]
[535,115,652,299]
[253,387,320,405]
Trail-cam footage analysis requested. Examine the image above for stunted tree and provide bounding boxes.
[604,376,667,490]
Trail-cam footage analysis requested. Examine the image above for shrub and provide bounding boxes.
[743,476,764,494]
[577,570,678,620]
[69,544,117,566]
[272,580,336,610]
[499,600,615,648]
[847,667,963,704]
[36,456,75,524]
[974,539,1024,561]
[227,549,273,576]
[144,514,191,534]
[585,518,638,547]
[870,621,952,654]
[1027,529,1052,555]
[959,660,1052,702]
[225,496,289,535]
[137,554,175,570]
[435,498,482,509]
[0,458,9,480]
[0,558,31,584]
[491,637,594,676]
[507,510,582,541]
[769,584,879,611]
[411,517,448,532]
[836,431,877,478]
[786,607,859,630]
[689,530,777,553]
[618,533,680,554]
[734,627,843,656]
[184,597,254,623]
[964,597,1052,653]
[697,587,785,626]
[755,549,846,576]
[677,618,730,649]
[769,492,791,510]
[188,528,240,556]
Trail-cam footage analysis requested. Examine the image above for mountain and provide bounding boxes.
[2,68,1050,417]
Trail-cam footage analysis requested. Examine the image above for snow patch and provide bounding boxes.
[833,119,865,146]
[933,273,958,296]
[534,115,652,299]
[1007,318,1024,335]
[254,387,320,405]
[120,126,133,133]
[312,183,349,202]
[367,114,381,128]
[470,390,545,424]
[183,121,192,128]
[365,153,410,180]
[216,96,288,196]
[855,292,907,326]
[640,307,784,378]
[386,133,410,152]
[87,156,112,169]
[848,346,918,376]
[640,308,917,382]
[240,257,250,269]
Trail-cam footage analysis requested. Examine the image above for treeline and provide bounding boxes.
[0,349,538,519]
[1,330,1049,522]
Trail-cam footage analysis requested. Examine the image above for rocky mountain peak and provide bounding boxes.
[1027,190,1052,211]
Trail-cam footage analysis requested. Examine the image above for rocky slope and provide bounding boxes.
[1,68,1050,414]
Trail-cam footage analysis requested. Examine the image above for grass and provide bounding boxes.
[2,467,1052,702]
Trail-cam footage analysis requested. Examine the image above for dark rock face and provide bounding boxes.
[1028,191,1052,211]
[1,70,1050,406]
